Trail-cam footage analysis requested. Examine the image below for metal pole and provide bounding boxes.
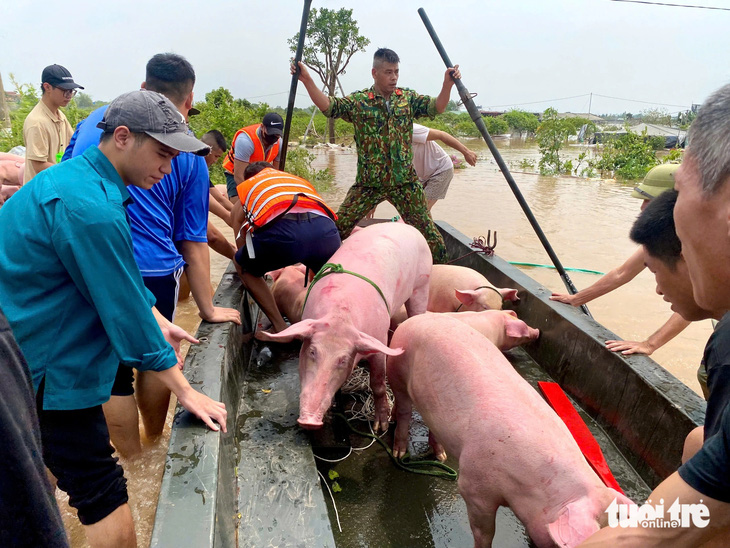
[280,0,312,172]
[417,7,591,317]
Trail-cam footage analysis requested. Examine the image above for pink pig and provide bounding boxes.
[429,264,519,312]
[388,314,631,548]
[268,264,308,324]
[258,222,432,431]
[437,309,540,351]
[0,155,24,205]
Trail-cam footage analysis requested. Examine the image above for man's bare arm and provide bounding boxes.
[435,65,461,114]
[551,246,646,307]
[427,128,477,166]
[29,159,54,174]
[605,312,691,356]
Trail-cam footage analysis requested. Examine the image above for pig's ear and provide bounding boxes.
[502,309,518,318]
[499,288,519,302]
[354,331,404,356]
[454,289,477,305]
[267,268,285,281]
[505,319,530,339]
[546,499,600,547]
[257,319,318,343]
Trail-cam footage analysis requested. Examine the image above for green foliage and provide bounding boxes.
[0,77,38,151]
[594,129,658,180]
[75,92,94,109]
[502,110,539,136]
[536,108,573,175]
[512,158,536,171]
[662,148,684,164]
[445,99,460,112]
[484,116,509,136]
[284,147,333,192]
[289,7,369,143]
[189,87,264,144]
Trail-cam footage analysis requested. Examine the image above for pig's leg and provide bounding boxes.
[367,352,390,433]
[458,470,499,548]
[428,430,447,461]
[404,278,430,318]
[391,389,413,459]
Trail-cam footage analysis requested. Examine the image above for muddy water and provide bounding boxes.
[312,139,712,397]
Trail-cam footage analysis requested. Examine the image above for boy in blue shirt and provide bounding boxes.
[0,90,227,548]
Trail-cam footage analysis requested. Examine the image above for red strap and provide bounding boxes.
[538,381,624,494]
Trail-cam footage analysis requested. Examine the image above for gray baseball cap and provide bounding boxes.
[97,90,210,156]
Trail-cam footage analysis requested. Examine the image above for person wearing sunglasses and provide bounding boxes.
[22,64,83,184]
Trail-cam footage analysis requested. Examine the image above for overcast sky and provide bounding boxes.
[2,0,728,116]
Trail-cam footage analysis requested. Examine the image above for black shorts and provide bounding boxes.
[110,268,181,397]
[234,214,341,277]
[37,383,128,525]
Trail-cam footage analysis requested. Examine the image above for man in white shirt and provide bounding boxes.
[412,123,477,211]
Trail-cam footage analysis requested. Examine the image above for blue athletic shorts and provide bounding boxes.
[235,214,341,278]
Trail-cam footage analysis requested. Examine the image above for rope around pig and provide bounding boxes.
[301,263,390,315]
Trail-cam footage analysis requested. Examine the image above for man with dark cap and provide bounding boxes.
[0,89,228,547]
[22,64,83,183]
[222,112,284,202]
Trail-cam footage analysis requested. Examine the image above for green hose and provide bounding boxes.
[334,413,458,480]
[508,261,604,275]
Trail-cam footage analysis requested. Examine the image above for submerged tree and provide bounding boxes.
[289,7,370,143]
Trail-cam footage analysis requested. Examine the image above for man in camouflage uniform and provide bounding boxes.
[293,48,461,264]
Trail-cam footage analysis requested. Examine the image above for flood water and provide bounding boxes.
[58,138,709,547]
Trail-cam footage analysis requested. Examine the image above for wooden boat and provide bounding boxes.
[150,222,705,547]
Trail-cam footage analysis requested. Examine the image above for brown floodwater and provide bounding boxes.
[58,139,709,546]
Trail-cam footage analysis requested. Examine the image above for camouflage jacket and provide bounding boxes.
[324,87,437,187]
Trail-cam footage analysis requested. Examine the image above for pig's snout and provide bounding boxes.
[297,414,325,429]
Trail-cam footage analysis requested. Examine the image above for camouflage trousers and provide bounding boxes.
[335,182,448,264]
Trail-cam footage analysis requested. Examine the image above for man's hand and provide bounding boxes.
[176,386,228,433]
[153,307,199,368]
[463,148,477,166]
[605,339,656,356]
[550,292,581,306]
[444,65,461,87]
[200,306,241,325]
[291,61,312,85]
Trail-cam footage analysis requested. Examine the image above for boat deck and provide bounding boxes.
[151,222,703,548]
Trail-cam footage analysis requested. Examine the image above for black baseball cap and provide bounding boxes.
[41,64,84,90]
[97,90,210,156]
[262,112,284,136]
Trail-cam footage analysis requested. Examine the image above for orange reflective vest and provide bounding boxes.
[222,124,281,175]
[236,168,337,234]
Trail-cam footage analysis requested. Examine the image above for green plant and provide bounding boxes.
[502,109,539,136]
[594,129,658,180]
[536,108,573,175]
[289,7,370,143]
[662,148,684,164]
[0,76,38,151]
[284,147,333,192]
[484,116,509,136]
